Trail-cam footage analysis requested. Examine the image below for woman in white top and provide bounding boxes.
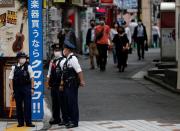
[110,22,119,64]
[152,23,160,48]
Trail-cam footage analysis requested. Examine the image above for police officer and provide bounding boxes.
[47,44,66,125]
[60,40,85,128]
[9,52,35,127]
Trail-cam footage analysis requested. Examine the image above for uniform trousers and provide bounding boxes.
[64,80,79,125]
[51,87,66,122]
[14,85,32,125]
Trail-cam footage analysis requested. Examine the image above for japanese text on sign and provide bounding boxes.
[28,0,43,120]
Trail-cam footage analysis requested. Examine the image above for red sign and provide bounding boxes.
[100,0,113,4]
[96,8,106,13]
[161,12,175,28]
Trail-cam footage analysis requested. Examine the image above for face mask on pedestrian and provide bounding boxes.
[19,58,26,65]
[114,24,118,28]
[99,21,105,26]
[91,23,95,27]
[54,51,61,57]
[138,22,142,26]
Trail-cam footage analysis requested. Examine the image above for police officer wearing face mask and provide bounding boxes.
[60,40,85,129]
[47,44,66,125]
[9,52,35,127]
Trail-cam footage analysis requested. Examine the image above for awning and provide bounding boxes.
[160,2,175,11]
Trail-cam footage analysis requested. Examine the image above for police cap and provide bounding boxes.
[51,44,60,51]
[16,52,27,58]
[64,40,75,50]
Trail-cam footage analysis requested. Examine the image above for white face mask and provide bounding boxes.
[54,51,61,57]
[138,22,142,25]
[63,50,66,56]
[19,58,26,64]
[63,49,70,57]
[99,21,105,26]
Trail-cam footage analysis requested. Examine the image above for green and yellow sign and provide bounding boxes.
[53,0,65,2]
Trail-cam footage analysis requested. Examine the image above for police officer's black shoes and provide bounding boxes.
[26,123,35,127]
[66,123,78,129]
[49,120,61,125]
[58,121,66,126]
[17,124,24,127]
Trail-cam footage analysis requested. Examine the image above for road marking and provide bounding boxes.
[4,124,30,131]
[132,71,147,79]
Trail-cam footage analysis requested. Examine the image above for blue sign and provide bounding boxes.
[115,0,138,9]
[28,0,44,120]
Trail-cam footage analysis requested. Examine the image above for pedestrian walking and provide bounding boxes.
[129,19,138,48]
[86,19,99,69]
[113,26,129,72]
[60,40,85,128]
[57,20,77,52]
[9,52,35,127]
[110,22,119,64]
[123,21,132,54]
[57,29,65,52]
[95,17,110,71]
[133,19,148,60]
[47,44,66,125]
[152,22,160,48]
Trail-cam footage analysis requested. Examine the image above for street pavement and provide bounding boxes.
[2,48,180,131]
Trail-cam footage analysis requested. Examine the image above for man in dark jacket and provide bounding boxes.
[57,20,77,52]
[86,19,99,69]
[133,19,148,60]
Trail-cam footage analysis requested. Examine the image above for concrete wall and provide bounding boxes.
[0,0,28,57]
[142,0,152,45]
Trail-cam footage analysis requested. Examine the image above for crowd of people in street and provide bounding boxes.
[86,17,149,72]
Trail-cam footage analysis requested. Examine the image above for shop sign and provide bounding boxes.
[0,0,14,7]
[72,0,83,6]
[84,0,98,5]
[100,0,113,4]
[7,10,17,25]
[53,0,65,2]
[28,0,44,120]
[0,13,6,28]
[114,0,138,9]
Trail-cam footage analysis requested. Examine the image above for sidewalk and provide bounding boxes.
[2,120,180,131]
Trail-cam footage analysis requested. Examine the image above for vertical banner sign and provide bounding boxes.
[28,0,44,120]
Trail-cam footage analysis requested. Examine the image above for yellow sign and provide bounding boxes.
[0,13,6,28]
[53,0,65,2]
[72,0,83,6]
[7,10,17,25]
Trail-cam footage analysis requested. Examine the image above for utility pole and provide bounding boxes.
[137,0,141,20]
[177,0,180,89]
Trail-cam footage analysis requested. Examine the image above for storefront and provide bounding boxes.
[0,0,44,120]
[0,0,29,119]
[160,2,176,61]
